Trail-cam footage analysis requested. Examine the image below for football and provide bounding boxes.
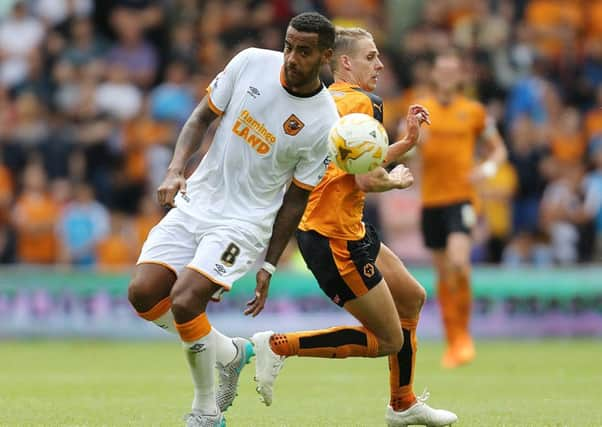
[328,113,389,174]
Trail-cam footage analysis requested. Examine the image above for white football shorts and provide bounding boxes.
[137,208,264,295]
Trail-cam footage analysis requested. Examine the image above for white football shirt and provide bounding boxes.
[175,48,339,246]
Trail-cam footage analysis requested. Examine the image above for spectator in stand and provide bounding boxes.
[105,8,158,88]
[11,91,50,153]
[539,163,584,264]
[96,211,134,270]
[505,56,550,130]
[57,182,109,266]
[121,95,174,204]
[548,106,586,166]
[524,0,583,61]
[0,1,45,89]
[167,20,198,72]
[12,162,59,264]
[61,17,108,68]
[71,79,115,204]
[150,60,195,126]
[508,116,548,234]
[33,0,93,29]
[131,193,162,257]
[477,160,518,263]
[95,64,143,120]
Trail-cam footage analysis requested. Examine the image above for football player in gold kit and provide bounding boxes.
[250,28,457,427]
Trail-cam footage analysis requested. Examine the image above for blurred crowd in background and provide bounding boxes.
[0,0,601,270]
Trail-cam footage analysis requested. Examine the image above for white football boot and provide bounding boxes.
[251,330,285,406]
[385,390,458,426]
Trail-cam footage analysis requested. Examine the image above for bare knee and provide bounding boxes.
[128,264,175,313]
[128,277,160,313]
[395,285,427,319]
[169,280,213,323]
[170,285,196,322]
[415,285,427,310]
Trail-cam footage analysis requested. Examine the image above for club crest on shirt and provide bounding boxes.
[283,114,304,136]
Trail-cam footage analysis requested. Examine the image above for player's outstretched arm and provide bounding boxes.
[355,164,414,193]
[157,96,219,207]
[382,104,430,168]
[244,182,311,317]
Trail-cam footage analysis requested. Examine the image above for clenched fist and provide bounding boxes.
[388,164,414,189]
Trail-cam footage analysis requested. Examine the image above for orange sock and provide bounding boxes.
[175,312,211,342]
[389,318,418,411]
[437,280,459,347]
[269,326,379,358]
[136,296,171,321]
[456,273,472,339]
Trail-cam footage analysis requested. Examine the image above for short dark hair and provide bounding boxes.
[289,12,335,50]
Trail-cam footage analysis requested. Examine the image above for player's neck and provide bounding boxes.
[334,72,362,89]
[287,78,323,97]
[436,90,456,106]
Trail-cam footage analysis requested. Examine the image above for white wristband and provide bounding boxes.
[261,261,276,275]
[481,161,497,178]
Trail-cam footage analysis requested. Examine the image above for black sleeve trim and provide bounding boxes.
[351,87,383,123]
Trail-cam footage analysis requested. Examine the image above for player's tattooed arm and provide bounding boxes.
[157,97,219,207]
[245,182,310,317]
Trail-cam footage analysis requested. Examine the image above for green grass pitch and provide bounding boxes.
[1,339,600,426]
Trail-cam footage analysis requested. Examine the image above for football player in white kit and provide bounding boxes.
[127,12,338,427]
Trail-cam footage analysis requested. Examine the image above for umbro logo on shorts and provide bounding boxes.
[214,264,227,275]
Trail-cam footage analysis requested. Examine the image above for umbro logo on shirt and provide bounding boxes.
[247,86,261,98]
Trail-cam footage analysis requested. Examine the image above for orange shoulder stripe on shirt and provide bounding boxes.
[205,86,224,116]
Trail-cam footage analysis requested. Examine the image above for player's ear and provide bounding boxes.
[340,55,352,71]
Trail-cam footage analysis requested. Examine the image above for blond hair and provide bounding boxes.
[329,27,374,73]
